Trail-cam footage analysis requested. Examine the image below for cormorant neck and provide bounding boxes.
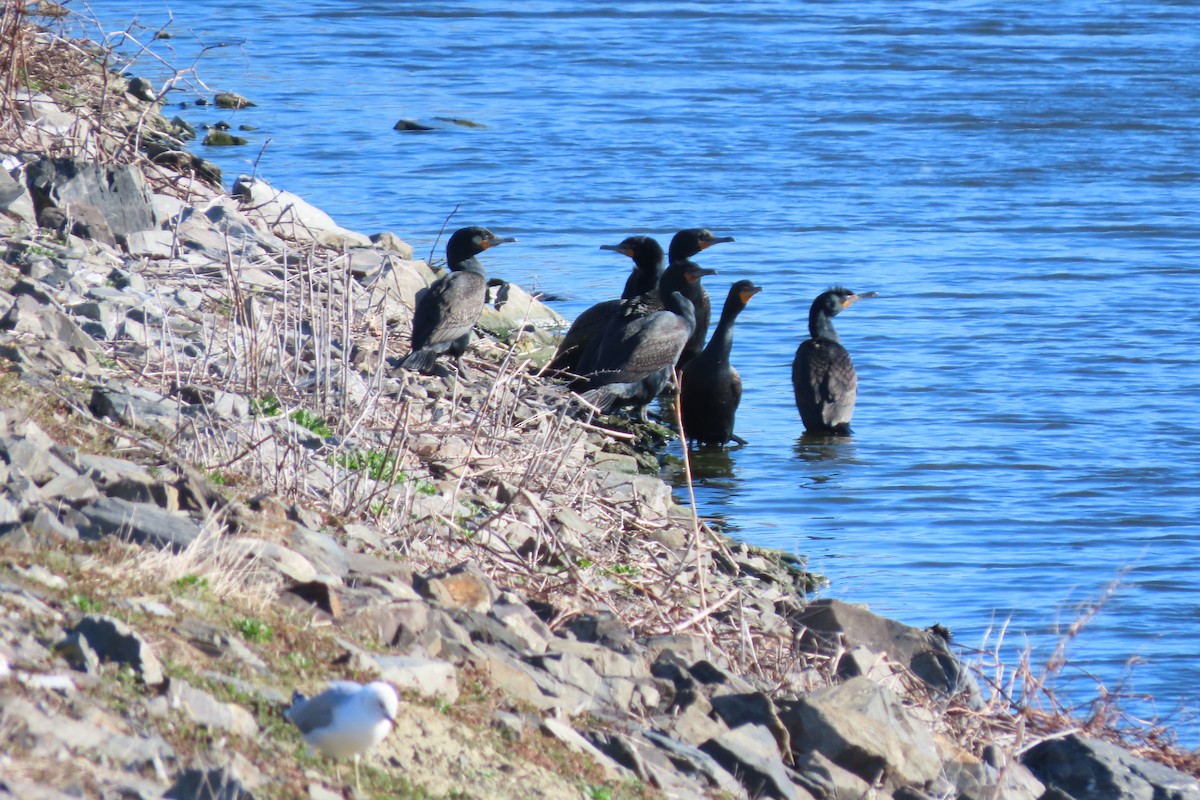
[452,255,486,275]
[810,310,839,343]
[705,302,742,361]
[664,291,696,333]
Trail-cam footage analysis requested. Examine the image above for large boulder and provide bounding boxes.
[779,676,942,794]
[231,175,370,248]
[24,157,157,239]
[1022,734,1200,800]
[792,599,973,699]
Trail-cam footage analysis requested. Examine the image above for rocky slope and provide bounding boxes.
[0,10,1197,800]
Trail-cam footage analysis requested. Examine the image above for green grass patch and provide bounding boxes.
[290,409,333,437]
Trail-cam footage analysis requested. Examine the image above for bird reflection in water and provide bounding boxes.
[793,432,859,487]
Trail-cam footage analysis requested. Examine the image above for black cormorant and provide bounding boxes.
[548,235,664,375]
[401,226,515,373]
[612,235,665,299]
[791,287,876,435]
[579,262,715,419]
[679,280,762,446]
[667,228,733,367]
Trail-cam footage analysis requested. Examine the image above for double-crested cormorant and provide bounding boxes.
[667,228,734,367]
[612,235,665,299]
[401,226,515,373]
[679,280,762,445]
[791,287,876,435]
[579,262,715,419]
[548,235,664,375]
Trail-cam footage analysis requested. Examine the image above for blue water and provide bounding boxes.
[78,1,1200,743]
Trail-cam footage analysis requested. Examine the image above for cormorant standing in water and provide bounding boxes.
[665,228,734,367]
[679,280,762,445]
[401,226,515,373]
[548,235,664,375]
[579,262,715,419]
[791,287,876,435]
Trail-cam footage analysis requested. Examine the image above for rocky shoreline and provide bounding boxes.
[0,10,1197,800]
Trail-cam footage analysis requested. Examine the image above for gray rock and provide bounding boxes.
[55,630,101,675]
[66,614,165,685]
[77,453,159,502]
[0,166,35,224]
[76,496,202,552]
[943,752,1044,800]
[779,676,941,792]
[700,723,802,800]
[0,694,174,768]
[123,229,176,258]
[89,384,182,437]
[540,717,630,782]
[710,692,791,762]
[341,598,427,648]
[373,655,459,703]
[38,203,116,245]
[1,291,102,355]
[231,176,369,248]
[369,231,414,258]
[287,526,350,578]
[490,601,552,654]
[165,766,256,800]
[25,157,157,238]
[792,750,873,799]
[153,678,259,737]
[794,599,974,699]
[529,651,602,697]
[219,537,317,583]
[478,280,566,336]
[1022,734,1200,800]
[643,729,749,798]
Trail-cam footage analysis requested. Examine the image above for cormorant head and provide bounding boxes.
[446,226,516,268]
[729,279,763,307]
[668,228,735,261]
[600,235,664,270]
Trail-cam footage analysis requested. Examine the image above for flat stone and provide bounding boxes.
[540,718,629,782]
[123,229,176,258]
[76,497,201,552]
[374,655,459,703]
[66,614,164,685]
[700,723,801,800]
[643,730,748,798]
[220,538,318,583]
[154,678,259,737]
[0,694,174,768]
[490,601,552,654]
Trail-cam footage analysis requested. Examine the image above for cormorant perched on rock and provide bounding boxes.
[666,228,733,367]
[579,262,715,420]
[400,226,515,373]
[679,280,762,446]
[548,235,664,376]
[792,287,877,435]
